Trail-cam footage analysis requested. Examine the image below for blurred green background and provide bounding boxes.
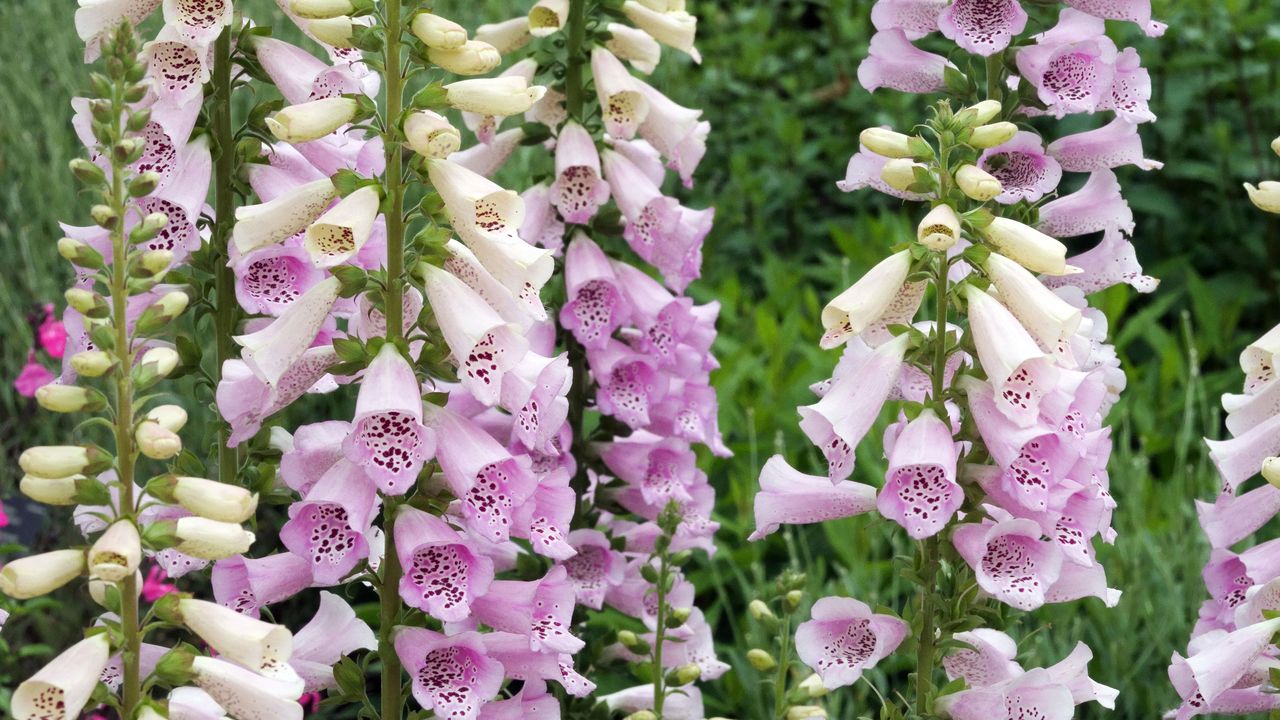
[3,0,1280,717]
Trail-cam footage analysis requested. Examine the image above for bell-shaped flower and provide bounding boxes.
[423,263,531,405]
[601,433,701,507]
[800,333,910,481]
[500,350,571,455]
[471,566,582,654]
[1099,47,1155,123]
[528,0,569,37]
[858,29,949,94]
[592,47,649,140]
[1064,0,1166,37]
[288,591,375,692]
[588,339,669,429]
[749,455,877,541]
[943,628,1023,688]
[953,516,1064,610]
[838,139,931,200]
[348,287,423,341]
[622,1,700,61]
[304,185,379,267]
[191,656,304,720]
[480,631,595,697]
[1016,11,1117,117]
[167,686,228,720]
[870,0,946,39]
[0,549,86,599]
[452,127,524,177]
[795,596,909,689]
[965,285,1061,426]
[233,178,337,254]
[12,633,111,720]
[635,78,709,188]
[281,458,377,583]
[444,76,547,117]
[550,121,610,223]
[878,410,963,539]
[395,628,504,720]
[978,131,1062,204]
[405,110,461,159]
[144,28,212,104]
[1206,412,1280,494]
[1168,618,1280,712]
[1047,117,1163,172]
[559,234,632,348]
[233,243,327,316]
[177,598,299,684]
[477,678,558,719]
[820,249,912,349]
[89,520,142,582]
[442,240,544,327]
[607,23,662,74]
[601,684,704,720]
[939,0,1028,56]
[560,529,626,609]
[1041,227,1156,295]
[477,17,532,53]
[394,505,494,621]
[234,276,339,388]
[218,344,340,447]
[1241,323,1280,393]
[1038,170,1133,238]
[342,344,433,494]
[1246,182,1280,215]
[212,553,314,618]
[985,252,1082,356]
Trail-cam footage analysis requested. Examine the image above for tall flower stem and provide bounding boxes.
[379,0,406,716]
[565,0,588,120]
[651,547,670,718]
[108,68,141,720]
[563,0,592,511]
[211,25,238,487]
[772,612,793,719]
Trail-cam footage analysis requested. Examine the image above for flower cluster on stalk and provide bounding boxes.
[1168,138,1280,719]
[749,1,1164,717]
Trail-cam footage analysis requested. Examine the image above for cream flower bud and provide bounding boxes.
[174,517,255,559]
[476,17,531,54]
[267,97,358,144]
[71,350,114,377]
[428,40,501,76]
[528,0,570,37]
[1264,457,1280,489]
[89,520,142,582]
[918,204,961,251]
[163,476,259,524]
[0,549,86,598]
[289,0,353,19]
[982,217,1071,275]
[786,706,828,719]
[136,291,190,334]
[1272,136,1280,157]
[139,249,173,275]
[88,571,141,606]
[1245,181,1280,214]
[140,346,181,378]
[799,672,828,698]
[36,384,104,413]
[136,421,182,460]
[12,634,112,720]
[970,121,1018,149]
[746,648,776,671]
[880,158,924,192]
[404,111,461,159]
[146,404,189,433]
[859,127,916,158]
[955,164,1003,201]
[962,99,1002,126]
[748,599,776,621]
[20,474,85,505]
[64,287,102,315]
[309,16,353,47]
[444,77,547,116]
[178,599,296,681]
[19,445,110,479]
[411,12,468,49]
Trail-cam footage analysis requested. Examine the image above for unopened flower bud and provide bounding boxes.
[668,606,692,625]
[1245,182,1280,214]
[799,673,828,698]
[172,517,255,560]
[64,288,108,318]
[624,712,658,720]
[138,249,174,276]
[137,705,167,720]
[89,520,142,582]
[149,475,259,524]
[1272,136,1280,157]
[405,111,461,159]
[918,204,961,251]
[881,158,924,192]
[136,421,182,460]
[1263,457,1280,488]
[19,445,111,479]
[58,237,105,269]
[310,16,354,47]
[969,121,1018,149]
[129,170,161,197]
[289,0,353,19]
[267,97,359,144]
[957,99,1002,127]
[444,77,547,116]
[785,589,803,611]
[140,346,181,379]
[90,204,118,229]
[152,644,197,686]
[113,137,144,163]
[983,217,1070,275]
[428,40,501,76]
[127,108,152,132]
[20,474,85,505]
[786,705,828,719]
[749,599,776,621]
[669,663,702,686]
[859,128,916,158]
[411,12,468,49]
[71,350,114,377]
[69,158,106,185]
[747,648,777,671]
[0,549,86,598]
[956,164,1003,201]
[36,384,106,413]
[135,291,189,334]
[88,572,141,606]
[130,212,170,245]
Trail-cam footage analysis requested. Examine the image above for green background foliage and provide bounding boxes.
[2,0,1279,717]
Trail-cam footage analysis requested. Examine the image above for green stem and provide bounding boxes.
[565,0,588,120]
[772,613,793,719]
[379,1,406,717]
[211,25,238,487]
[109,78,141,720]
[652,550,670,719]
[985,54,1003,106]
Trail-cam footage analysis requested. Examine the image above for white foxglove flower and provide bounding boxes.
[233,179,337,253]
[622,0,700,62]
[476,17,531,54]
[179,599,298,684]
[0,549,85,598]
[304,186,380,267]
[592,47,649,139]
[607,23,661,74]
[191,657,304,720]
[964,285,1059,427]
[19,445,108,479]
[12,634,111,720]
[411,12,468,49]
[917,204,960,251]
[89,520,141,582]
[267,98,358,144]
[174,517,255,560]
[428,40,501,76]
[290,0,353,19]
[984,252,1082,354]
[820,250,911,348]
[982,217,1071,275]
[234,277,340,387]
[1245,181,1280,214]
[405,111,461,159]
[445,76,546,117]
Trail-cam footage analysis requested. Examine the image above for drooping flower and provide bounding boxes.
[858,29,950,94]
[938,0,1028,56]
[749,455,878,541]
[394,628,505,720]
[794,596,909,689]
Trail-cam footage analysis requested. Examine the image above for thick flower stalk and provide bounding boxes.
[1168,138,1280,719]
[4,22,300,720]
[751,1,1164,717]
[457,0,728,716]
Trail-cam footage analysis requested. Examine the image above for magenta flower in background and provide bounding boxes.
[14,351,54,398]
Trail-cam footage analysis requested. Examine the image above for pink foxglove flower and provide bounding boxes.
[1037,170,1134,237]
[1064,0,1166,37]
[560,529,626,609]
[14,351,54,398]
[939,0,1028,56]
[394,629,504,720]
[749,455,877,541]
[1047,117,1163,172]
[794,596,909,689]
[953,516,1064,610]
[393,505,494,622]
[877,410,963,539]
[479,631,596,697]
[289,591,376,692]
[550,120,610,223]
[978,131,1063,204]
[342,344,433,494]
[190,656,304,720]
[279,459,377,584]
[943,628,1023,687]
[870,0,947,39]
[634,79,709,188]
[857,29,950,94]
[964,285,1059,427]
[559,234,632,349]
[470,566,583,653]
